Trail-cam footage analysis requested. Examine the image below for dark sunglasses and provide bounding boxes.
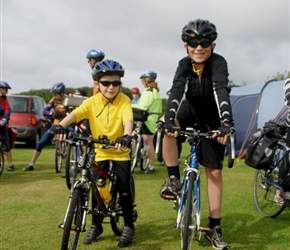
[99,80,121,87]
[187,41,212,48]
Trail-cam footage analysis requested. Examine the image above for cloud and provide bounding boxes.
[1,0,289,97]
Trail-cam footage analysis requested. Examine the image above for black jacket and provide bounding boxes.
[165,53,233,130]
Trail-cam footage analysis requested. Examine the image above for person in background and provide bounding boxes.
[86,49,105,95]
[134,71,162,173]
[160,19,234,250]
[23,82,73,171]
[131,87,140,104]
[0,81,15,171]
[53,59,135,248]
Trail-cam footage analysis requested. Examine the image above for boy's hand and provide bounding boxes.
[115,135,132,149]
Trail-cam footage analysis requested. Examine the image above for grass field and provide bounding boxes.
[1,143,290,250]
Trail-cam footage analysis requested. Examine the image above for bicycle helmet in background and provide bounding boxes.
[139,71,157,81]
[0,81,12,89]
[51,82,65,94]
[86,49,105,62]
[92,59,125,81]
[181,19,218,42]
[131,87,140,94]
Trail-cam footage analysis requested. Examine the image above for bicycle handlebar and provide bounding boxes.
[178,127,236,169]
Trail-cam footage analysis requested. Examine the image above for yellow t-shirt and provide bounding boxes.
[72,93,133,161]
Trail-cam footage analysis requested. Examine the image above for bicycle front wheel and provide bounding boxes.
[65,143,78,189]
[61,188,85,250]
[0,148,4,175]
[140,140,149,172]
[55,140,67,173]
[180,172,197,250]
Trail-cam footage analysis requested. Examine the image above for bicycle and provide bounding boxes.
[59,134,137,250]
[0,136,4,175]
[131,107,160,172]
[173,127,235,250]
[65,123,92,190]
[253,120,290,218]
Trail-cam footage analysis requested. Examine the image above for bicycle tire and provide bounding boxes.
[110,176,136,236]
[65,143,78,190]
[140,139,149,172]
[131,137,140,173]
[61,188,85,250]
[55,140,66,173]
[253,143,287,218]
[0,148,4,175]
[180,172,196,250]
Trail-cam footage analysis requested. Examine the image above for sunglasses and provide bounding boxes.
[187,41,212,48]
[99,80,121,87]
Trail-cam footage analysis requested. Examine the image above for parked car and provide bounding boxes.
[7,95,52,148]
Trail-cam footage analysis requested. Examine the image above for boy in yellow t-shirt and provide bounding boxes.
[54,59,134,248]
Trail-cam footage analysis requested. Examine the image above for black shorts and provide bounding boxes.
[176,99,225,169]
[141,123,154,135]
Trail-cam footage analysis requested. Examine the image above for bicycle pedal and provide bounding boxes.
[161,194,176,200]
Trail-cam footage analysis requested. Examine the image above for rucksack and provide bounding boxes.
[245,120,279,170]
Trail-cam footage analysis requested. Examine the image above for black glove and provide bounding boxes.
[49,124,67,136]
[164,123,176,133]
[287,127,290,147]
[218,124,231,137]
[115,135,132,148]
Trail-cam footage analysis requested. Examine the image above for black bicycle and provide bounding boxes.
[59,135,137,250]
[253,120,290,218]
[131,107,160,172]
[0,135,4,175]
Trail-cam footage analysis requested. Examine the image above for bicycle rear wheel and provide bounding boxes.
[131,137,140,173]
[55,140,67,173]
[65,143,78,189]
[61,188,85,250]
[0,148,4,175]
[253,143,287,217]
[180,172,196,250]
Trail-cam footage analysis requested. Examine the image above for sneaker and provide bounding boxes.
[7,165,15,171]
[274,190,284,206]
[118,226,134,248]
[143,168,155,174]
[160,175,181,200]
[83,225,103,244]
[23,165,34,171]
[205,226,229,250]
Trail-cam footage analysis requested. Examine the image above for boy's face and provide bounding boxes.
[184,38,216,64]
[0,87,7,96]
[98,75,122,101]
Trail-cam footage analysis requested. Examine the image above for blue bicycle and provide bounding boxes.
[174,127,235,250]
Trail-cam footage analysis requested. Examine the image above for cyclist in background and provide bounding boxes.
[131,87,140,104]
[54,59,135,248]
[133,71,162,173]
[86,49,105,95]
[160,19,234,250]
[0,81,15,171]
[23,82,73,171]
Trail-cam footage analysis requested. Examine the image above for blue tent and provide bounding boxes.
[230,80,286,157]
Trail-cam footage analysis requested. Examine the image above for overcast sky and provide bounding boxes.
[0,0,289,98]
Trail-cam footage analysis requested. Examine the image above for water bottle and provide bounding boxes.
[97,179,112,204]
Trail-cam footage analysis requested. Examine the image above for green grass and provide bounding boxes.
[1,143,290,250]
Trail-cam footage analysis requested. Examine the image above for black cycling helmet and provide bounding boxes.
[92,59,125,81]
[0,81,12,89]
[86,49,105,62]
[139,71,157,81]
[181,19,218,42]
[51,82,65,94]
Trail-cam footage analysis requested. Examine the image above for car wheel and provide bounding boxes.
[26,132,40,149]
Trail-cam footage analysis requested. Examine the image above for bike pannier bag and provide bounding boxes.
[245,125,279,170]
